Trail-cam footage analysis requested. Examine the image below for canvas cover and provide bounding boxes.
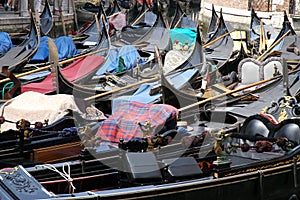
[170,28,197,49]
[22,55,105,94]
[96,102,178,143]
[0,32,12,56]
[0,91,81,132]
[96,45,139,75]
[31,36,79,61]
[109,13,126,30]
[111,68,198,108]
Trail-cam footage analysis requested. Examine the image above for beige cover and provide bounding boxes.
[0,91,81,132]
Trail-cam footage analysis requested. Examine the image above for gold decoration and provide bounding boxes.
[261,106,268,114]
[273,64,281,77]
[278,109,288,123]
[138,121,155,151]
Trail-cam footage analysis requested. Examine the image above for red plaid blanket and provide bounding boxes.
[96,102,178,143]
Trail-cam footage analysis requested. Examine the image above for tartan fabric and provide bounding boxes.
[96,102,178,143]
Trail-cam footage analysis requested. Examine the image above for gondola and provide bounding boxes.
[112,4,170,52]
[107,0,127,32]
[161,45,290,114]
[206,4,219,41]
[76,1,113,27]
[108,0,122,16]
[0,11,40,72]
[170,1,197,29]
[126,0,140,25]
[39,0,53,35]
[128,0,150,26]
[46,42,160,114]
[17,16,155,112]
[0,115,82,169]
[3,93,300,199]
[131,8,170,52]
[75,2,109,47]
[260,11,297,61]
[110,0,159,48]
[22,8,110,72]
[0,91,87,168]
[76,2,98,26]
[204,10,235,77]
[20,14,110,96]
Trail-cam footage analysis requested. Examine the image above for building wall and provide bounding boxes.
[200,0,300,34]
[202,0,249,10]
[202,0,294,13]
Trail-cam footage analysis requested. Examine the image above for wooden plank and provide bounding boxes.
[33,142,83,163]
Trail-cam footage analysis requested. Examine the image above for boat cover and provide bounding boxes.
[109,13,126,30]
[111,82,160,112]
[170,28,197,49]
[96,45,139,75]
[96,101,178,143]
[0,91,81,132]
[0,32,12,56]
[21,55,105,94]
[31,36,79,61]
[111,69,198,111]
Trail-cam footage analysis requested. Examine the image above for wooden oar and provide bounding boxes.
[9,32,27,37]
[60,12,67,36]
[0,47,110,84]
[203,30,235,48]
[257,30,291,61]
[179,67,300,112]
[72,35,89,41]
[131,8,150,26]
[95,14,101,41]
[107,12,121,19]
[174,14,185,28]
[166,62,203,76]
[71,0,78,31]
[0,38,149,85]
[84,77,159,101]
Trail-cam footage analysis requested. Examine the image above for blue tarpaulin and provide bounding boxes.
[55,36,80,60]
[31,36,79,61]
[96,45,139,75]
[112,69,199,112]
[31,36,51,61]
[0,32,13,56]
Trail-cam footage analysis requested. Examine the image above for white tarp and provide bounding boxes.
[0,91,81,132]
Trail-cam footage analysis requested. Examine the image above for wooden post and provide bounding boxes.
[71,0,78,31]
[60,12,67,36]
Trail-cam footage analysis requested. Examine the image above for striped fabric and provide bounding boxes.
[96,102,178,143]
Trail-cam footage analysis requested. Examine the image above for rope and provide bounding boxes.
[26,127,78,137]
[41,163,76,194]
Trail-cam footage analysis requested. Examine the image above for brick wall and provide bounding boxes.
[203,0,249,10]
[203,0,291,13]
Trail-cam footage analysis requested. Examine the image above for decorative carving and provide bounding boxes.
[138,121,155,151]
[0,167,39,194]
